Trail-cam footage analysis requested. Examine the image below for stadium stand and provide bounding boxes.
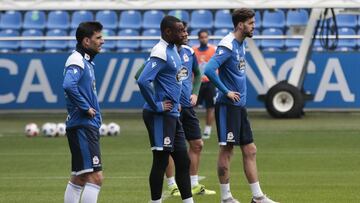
[142,10,164,29]
[0,9,358,52]
[20,29,44,52]
[0,29,20,52]
[0,11,22,30]
[71,10,94,29]
[117,29,140,52]
[168,10,190,23]
[336,27,357,51]
[261,28,285,51]
[47,10,70,30]
[23,11,46,30]
[190,9,213,29]
[95,10,118,30]
[68,29,77,50]
[101,29,116,51]
[214,10,233,29]
[119,10,142,29]
[141,29,160,52]
[262,9,286,29]
[213,28,231,45]
[45,29,68,52]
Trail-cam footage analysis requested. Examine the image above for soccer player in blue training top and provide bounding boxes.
[163,21,216,196]
[137,16,194,203]
[63,21,104,203]
[204,9,279,203]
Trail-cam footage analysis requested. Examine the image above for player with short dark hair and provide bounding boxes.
[137,16,194,203]
[204,9,278,203]
[193,29,217,139]
[63,21,104,203]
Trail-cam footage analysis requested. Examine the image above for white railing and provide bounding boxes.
[0,35,359,41]
[1,0,360,10]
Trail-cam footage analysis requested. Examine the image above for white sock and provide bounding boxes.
[182,197,194,203]
[190,175,199,188]
[249,182,264,198]
[81,183,101,203]
[64,181,83,203]
[204,125,212,135]
[167,177,176,187]
[151,199,161,203]
[220,183,232,200]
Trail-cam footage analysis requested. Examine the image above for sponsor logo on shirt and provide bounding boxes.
[176,66,189,82]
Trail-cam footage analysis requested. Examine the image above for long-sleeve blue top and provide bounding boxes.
[204,32,248,107]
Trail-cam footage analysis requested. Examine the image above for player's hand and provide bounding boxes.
[162,100,173,111]
[87,108,96,118]
[190,94,198,106]
[227,91,240,102]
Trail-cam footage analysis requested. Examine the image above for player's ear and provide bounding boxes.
[83,37,90,47]
[165,27,172,38]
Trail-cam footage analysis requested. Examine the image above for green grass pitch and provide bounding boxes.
[0,112,359,203]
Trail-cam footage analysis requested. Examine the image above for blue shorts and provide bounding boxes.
[66,125,102,176]
[180,107,201,141]
[143,110,187,152]
[215,103,254,146]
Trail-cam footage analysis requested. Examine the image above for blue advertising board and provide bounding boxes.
[0,52,359,109]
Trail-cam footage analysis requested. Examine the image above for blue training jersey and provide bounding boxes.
[63,50,102,129]
[137,38,185,117]
[205,32,247,107]
[179,45,198,108]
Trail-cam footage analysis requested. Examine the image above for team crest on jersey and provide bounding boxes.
[164,136,172,147]
[183,53,189,62]
[93,156,100,165]
[227,132,235,142]
[176,66,189,82]
[237,58,246,73]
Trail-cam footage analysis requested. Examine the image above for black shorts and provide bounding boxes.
[66,125,102,176]
[215,103,254,146]
[143,110,187,152]
[197,82,216,108]
[180,107,202,141]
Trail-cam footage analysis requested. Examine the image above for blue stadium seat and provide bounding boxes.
[141,29,160,52]
[95,10,118,30]
[336,27,356,51]
[214,10,233,29]
[213,28,231,45]
[142,10,165,29]
[0,11,22,30]
[285,30,301,51]
[255,10,261,29]
[253,29,261,47]
[47,10,70,29]
[117,29,140,52]
[68,29,77,51]
[286,9,309,27]
[101,29,116,51]
[190,10,213,29]
[45,29,68,52]
[119,10,141,29]
[0,29,20,52]
[261,28,284,51]
[333,14,358,28]
[168,10,190,23]
[23,11,46,30]
[20,29,44,52]
[262,9,285,29]
[71,10,94,29]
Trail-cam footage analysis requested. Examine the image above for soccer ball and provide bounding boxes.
[99,124,108,136]
[107,122,120,136]
[24,123,39,137]
[56,123,66,136]
[42,122,57,137]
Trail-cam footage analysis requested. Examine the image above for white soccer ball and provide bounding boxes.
[56,123,66,136]
[107,122,120,136]
[42,122,57,137]
[99,124,108,136]
[25,123,39,137]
